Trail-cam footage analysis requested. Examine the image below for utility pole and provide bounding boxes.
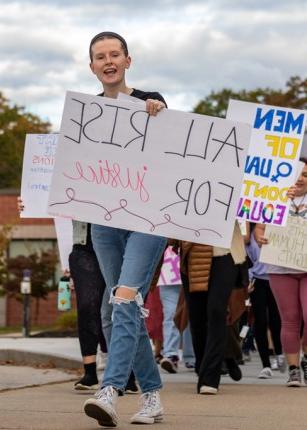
[20,269,31,337]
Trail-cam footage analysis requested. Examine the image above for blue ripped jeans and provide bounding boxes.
[91,224,167,393]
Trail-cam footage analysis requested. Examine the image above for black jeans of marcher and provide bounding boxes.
[182,254,239,391]
[249,277,282,368]
[69,244,106,357]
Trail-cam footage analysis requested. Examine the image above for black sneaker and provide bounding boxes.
[301,358,307,385]
[225,358,242,381]
[125,377,139,394]
[160,356,178,374]
[287,367,301,387]
[74,374,99,391]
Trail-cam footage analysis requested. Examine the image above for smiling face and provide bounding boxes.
[90,37,131,91]
[295,163,307,196]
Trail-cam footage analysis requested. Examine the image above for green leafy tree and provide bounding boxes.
[0,92,51,188]
[3,250,58,324]
[193,76,307,118]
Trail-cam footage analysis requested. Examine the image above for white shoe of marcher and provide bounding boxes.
[199,385,218,395]
[84,385,119,427]
[130,390,163,424]
[258,367,273,379]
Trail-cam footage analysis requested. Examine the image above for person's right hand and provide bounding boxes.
[253,223,269,247]
[17,196,24,214]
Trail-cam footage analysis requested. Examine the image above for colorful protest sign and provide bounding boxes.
[227,100,306,226]
[157,246,181,286]
[259,213,307,271]
[20,133,58,218]
[48,91,251,247]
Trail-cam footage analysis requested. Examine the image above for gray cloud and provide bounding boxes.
[0,0,306,129]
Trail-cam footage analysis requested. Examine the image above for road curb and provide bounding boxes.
[0,349,82,369]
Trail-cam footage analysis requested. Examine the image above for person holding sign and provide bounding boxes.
[83,32,167,427]
[255,159,307,387]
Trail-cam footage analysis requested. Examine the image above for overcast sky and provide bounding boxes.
[1,0,306,130]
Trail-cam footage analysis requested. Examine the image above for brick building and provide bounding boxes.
[0,189,75,327]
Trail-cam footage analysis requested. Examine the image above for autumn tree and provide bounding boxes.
[3,250,58,324]
[193,76,307,118]
[0,92,51,188]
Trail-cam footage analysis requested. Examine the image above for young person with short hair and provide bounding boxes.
[83,31,167,427]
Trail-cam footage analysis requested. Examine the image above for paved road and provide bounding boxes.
[0,337,306,429]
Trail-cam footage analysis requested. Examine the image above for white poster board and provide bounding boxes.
[54,217,73,271]
[227,100,306,226]
[259,214,307,271]
[157,246,181,286]
[20,133,58,218]
[48,91,251,247]
[20,133,73,269]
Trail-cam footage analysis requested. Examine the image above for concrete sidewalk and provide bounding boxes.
[1,375,307,429]
[1,337,307,429]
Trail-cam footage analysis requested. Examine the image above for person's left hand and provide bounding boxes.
[286,185,297,200]
[146,99,166,116]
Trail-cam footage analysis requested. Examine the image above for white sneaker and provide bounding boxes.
[130,390,163,424]
[96,351,108,371]
[258,367,273,379]
[199,385,218,395]
[277,354,286,373]
[271,357,278,370]
[84,386,119,427]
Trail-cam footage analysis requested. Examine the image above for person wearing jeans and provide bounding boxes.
[83,32,167,427]
[159,284,195,373]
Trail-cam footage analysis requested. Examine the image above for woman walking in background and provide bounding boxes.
[255,159,307,387]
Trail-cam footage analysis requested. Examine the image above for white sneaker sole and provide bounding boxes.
[199,386,218,395]
[287,381,301,387]
[130,413,163,424]
[84,399,118,427]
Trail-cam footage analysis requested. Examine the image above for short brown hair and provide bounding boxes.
[89,31,129,61]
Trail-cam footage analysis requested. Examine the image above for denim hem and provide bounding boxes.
[141,384,163,394]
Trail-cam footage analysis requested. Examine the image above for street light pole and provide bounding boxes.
[20,269,31,337]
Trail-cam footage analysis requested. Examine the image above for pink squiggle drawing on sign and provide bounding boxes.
[49,188,222,238]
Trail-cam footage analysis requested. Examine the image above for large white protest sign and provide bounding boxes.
[227,100,306,226]
[48,91,251,247]
[20,133,58,218]
[260,214,307,271]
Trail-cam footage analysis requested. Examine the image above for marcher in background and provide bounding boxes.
[179,221,247,395]
[158,246,195,373]
[69,221,107,390]
[83,31,167,427]
[245,222,284,380]
[254,159,307,387]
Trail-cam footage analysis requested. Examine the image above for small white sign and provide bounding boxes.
[20,280,31,294]
[20,134,58,218]
[260,213,307,271]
